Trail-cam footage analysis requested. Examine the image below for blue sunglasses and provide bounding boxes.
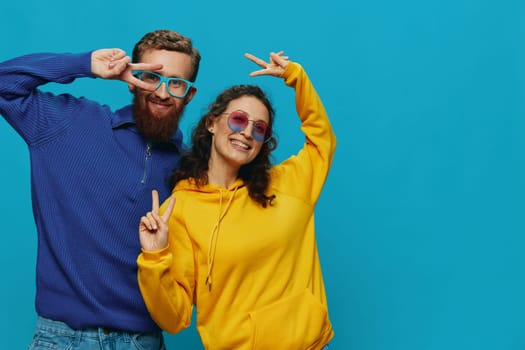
[132,70,194,98]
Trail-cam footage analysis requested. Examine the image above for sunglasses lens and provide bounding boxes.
[228,112,249,132]
[252,122,268,142]
[141,71,160,83]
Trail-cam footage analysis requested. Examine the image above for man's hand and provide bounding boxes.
[91,48,163,91]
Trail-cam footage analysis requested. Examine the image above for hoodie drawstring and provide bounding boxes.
[205,186,238,291]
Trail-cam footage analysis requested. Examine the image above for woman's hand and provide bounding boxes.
[244,51,289,77]
[139,190,176,251]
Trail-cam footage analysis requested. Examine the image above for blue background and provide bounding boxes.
[1,0,525,349]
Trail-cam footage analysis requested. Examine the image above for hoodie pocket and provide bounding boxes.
[248,290,329,350]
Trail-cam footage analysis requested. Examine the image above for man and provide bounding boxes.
[0,29,200,349]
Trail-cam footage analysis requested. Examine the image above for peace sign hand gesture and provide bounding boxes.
[244,51,290,77]
[139,190,176,252]
[91,48,163,91]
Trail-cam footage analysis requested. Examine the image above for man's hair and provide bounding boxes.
[132,29,201,82]
[171,85,278,207]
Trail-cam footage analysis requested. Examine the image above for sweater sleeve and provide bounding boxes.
[271,62,337,205]
[137,198,195,334]
[0,52,93,145]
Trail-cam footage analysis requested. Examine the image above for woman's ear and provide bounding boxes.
[128,83,135,94]
[206,118,216,134]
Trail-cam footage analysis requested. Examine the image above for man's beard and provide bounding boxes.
[133,95,184,142]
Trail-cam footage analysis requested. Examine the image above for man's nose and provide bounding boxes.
[154,82,170,99]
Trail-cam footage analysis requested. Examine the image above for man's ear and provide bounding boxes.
[184,86,197,105]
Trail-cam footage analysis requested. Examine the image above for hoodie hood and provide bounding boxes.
[174,177,245,193]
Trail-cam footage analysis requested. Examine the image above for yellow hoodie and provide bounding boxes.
[137,61,336,350]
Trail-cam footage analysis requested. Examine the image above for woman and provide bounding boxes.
[138,51,336,349]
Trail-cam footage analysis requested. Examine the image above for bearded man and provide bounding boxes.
[0,29,200,349]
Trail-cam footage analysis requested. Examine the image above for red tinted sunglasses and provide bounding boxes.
[224,110,271,143]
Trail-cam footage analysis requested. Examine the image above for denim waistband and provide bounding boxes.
[35,316,160,339]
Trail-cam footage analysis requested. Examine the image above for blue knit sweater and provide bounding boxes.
[0,52,183,332]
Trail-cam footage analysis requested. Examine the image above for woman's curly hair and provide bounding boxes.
[171,85,278,207]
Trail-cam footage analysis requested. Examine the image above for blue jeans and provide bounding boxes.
[28,316,165,350]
